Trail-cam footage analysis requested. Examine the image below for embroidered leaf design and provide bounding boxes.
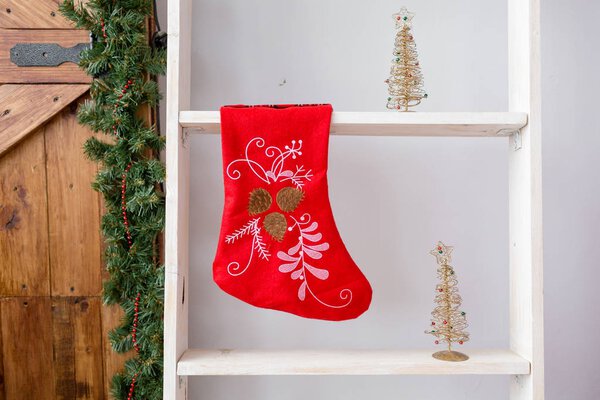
[225,218,259,244]
[302,222,318,233]
[303,247,323,260]
[303,232,323,243]
[275,215,351,308]
[266,171,277,181]
[277,251,297,262]
[287,241,302,256]
[306,242,330,252]
[306,263,329,280]
[280,165,313,189]
[278,259,300,273]
[298,281,307,301]
[291,269,303,280]
[251,224,270,261]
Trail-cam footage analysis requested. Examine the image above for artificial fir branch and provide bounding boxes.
[60,1,166,399]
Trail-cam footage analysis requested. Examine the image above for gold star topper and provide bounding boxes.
[392,7,414,29]
[430,241,453,265]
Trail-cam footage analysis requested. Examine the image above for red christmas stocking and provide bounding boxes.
[213,104,372,321]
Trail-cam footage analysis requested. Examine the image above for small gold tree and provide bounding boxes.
[425,241,469,362]
[385,7,427,111]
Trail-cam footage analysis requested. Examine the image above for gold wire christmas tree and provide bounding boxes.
[385,7,427,111]
[425,241,470,362]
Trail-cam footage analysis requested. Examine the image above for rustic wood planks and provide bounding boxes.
[0,130,50,296]
[0,298,55,399]
[53,297,104,399]
[0,0,75,29]
[0,96,125,399]
[0,84,89,156]
[45,105,102,297]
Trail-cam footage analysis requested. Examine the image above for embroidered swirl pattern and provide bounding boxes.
[223,137,352,309]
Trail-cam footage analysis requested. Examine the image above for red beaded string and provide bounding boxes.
[101,18,107,39]
[113,80,133,136]
[127,372,139,400]
[116,80,134,245]
[132,292,140,353]
[121,163,133,248]
[126,293,141,400]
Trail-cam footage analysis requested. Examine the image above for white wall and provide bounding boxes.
[157,0,600,398]
[541,1,600,399]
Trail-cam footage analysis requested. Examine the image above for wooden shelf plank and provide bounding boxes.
[179,111,527,137]
[177,349,530,376]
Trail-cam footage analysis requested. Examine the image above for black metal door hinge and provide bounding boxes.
[10,42,90,67]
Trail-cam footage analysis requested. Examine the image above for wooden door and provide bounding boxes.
[0,2,127,399]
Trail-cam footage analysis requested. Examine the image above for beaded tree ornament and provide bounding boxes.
[385,7,427,111]
[425,241,470,362]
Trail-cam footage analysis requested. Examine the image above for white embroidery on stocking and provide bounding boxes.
[226,137,313,189]
[277,213,352,308]
[223,137,350,311]
[225,218,270,276]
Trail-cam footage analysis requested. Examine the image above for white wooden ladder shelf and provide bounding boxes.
[164,1,544,399]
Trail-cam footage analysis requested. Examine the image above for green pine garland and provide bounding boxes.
[59,1,166,399]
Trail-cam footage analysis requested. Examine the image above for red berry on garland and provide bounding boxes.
[434,340,439,345]
[459,340,464,345]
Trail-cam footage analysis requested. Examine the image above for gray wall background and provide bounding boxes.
[157,0,600,398]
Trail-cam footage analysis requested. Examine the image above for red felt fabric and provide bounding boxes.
[213,104,372,321]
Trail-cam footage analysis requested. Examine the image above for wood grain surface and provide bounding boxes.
[0,0,74,29]
[45,104,102,297]
[0,84,89,156]
[0,130,50,297]
[1,297,55,399]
